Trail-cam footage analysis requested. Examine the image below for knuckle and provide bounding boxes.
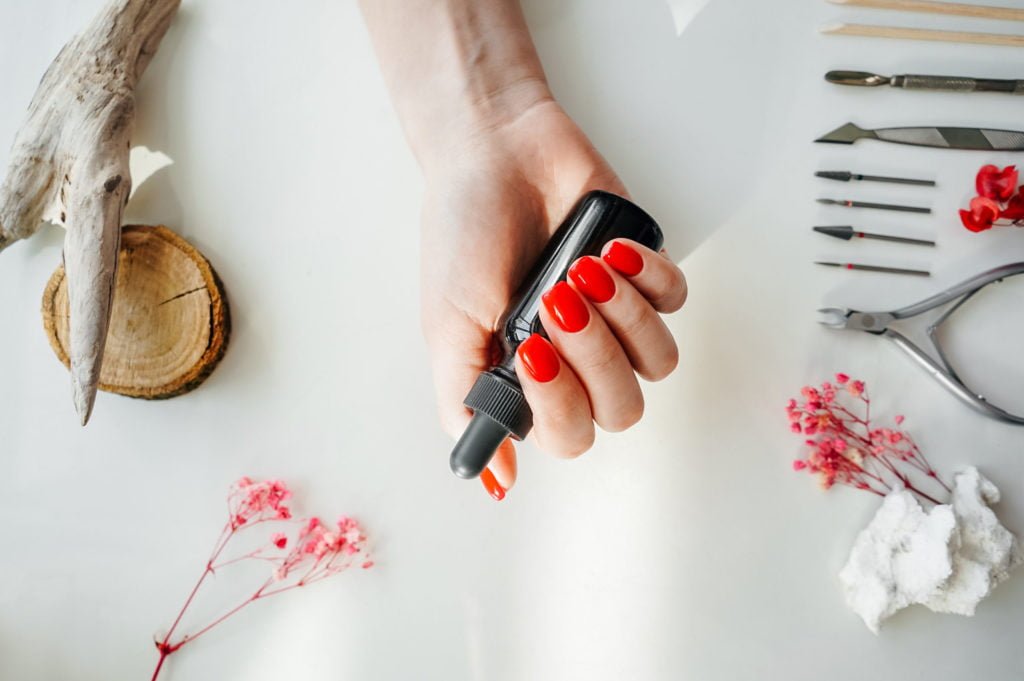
[655,270,688,313]
[542,427,595,459]
[540,400,583,430]
[618,303,656,341]
[599,394,644,432]
[580,337,623,376]
[639,342,679,382]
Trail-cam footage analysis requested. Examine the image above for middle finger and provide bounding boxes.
[539,281,643,432]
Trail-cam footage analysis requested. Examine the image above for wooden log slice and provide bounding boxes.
[41,225,230,400]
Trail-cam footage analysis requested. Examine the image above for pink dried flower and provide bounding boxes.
[847,380,865,398]
[152,478,372,681]
[228,477,292,529]
[785,377,949,505]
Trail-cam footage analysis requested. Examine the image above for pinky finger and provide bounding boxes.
[603,239,687,313]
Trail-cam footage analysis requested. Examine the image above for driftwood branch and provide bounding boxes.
[0,0,180,423]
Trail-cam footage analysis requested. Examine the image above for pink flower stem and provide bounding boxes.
[167,579,273,649]
[210,548,268,571]
[908,441,951,493]
[159,525,231,644]
[151,650,170,681]
[151,523,240,681]
[832,404,866,425]
[257,580,312,599]
[903,484,943,506]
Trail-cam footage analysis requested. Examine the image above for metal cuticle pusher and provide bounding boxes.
[826,70,1024,95]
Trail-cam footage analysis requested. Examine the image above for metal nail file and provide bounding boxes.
[816,261,931,277]
[826,70,1024,95]
[816,122,1024,151]
[817,198,931,214]
[816,170,935,186]
[813,225,936,246]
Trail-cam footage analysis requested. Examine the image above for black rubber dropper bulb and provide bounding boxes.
[450,190,665,479]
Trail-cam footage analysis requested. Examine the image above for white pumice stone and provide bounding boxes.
[839,467,1021,634]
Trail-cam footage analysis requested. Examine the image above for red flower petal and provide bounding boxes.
[1002,189,1024,221]
[976,164,1019,202]
[960,197,1001,232]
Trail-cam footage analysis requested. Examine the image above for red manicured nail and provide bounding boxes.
[517,333,560,383]
[603,241,644,276]
[480,468,506,501]
[542,281,590,333]
[568,256,616,303]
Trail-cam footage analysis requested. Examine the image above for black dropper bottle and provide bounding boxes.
[450,190,664,479]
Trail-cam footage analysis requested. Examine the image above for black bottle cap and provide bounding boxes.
[450,370,532,478]
[450,414,510,479]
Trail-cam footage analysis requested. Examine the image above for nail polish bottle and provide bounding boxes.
[450,190,664,479]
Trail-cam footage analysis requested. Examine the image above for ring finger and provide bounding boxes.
[568,256,678,381]
[539,281,644,432]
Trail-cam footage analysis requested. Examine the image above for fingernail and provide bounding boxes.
[542,281,589,333]
[568,256,616,303]
[517,333,560,382]
[603,241,644,277]
[480,468,506,501]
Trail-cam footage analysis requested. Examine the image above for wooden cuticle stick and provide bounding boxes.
[821,23,1024,47]
[828,0,1024,22]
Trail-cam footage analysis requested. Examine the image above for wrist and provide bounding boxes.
[409,74,554,171]
[362,0,554,169]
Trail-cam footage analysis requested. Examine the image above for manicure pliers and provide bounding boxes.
[818,262,1024,425]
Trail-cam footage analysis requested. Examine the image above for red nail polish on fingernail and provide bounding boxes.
[603,241,644,276]
[480,468,506,501]
[542,281,590,332]
[517,333,560,383]
[568,256,616,303]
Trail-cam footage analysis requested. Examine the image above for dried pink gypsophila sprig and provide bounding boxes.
[787,374,950,505]
[151,477,373,681]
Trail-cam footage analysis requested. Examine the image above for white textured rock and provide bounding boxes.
[839,467,1022,634]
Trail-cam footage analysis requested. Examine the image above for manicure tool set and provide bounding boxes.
[814,0,1024,423]
[813,169,936,276]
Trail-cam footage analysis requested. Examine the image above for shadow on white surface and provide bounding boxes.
[3,0,1024,680]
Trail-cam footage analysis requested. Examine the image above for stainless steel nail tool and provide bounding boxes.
[816,261,930,276]
[826,70,1024,94]
[816,122,1024,150]
[813,225,935,246]
[816,170,935,186]
[817,198,931,214]
[819,262,1024,424]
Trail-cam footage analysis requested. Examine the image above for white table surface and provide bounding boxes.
[3,0,1024,679]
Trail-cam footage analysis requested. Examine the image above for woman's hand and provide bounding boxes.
[419,96,687,497]
[359,0,687,498]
